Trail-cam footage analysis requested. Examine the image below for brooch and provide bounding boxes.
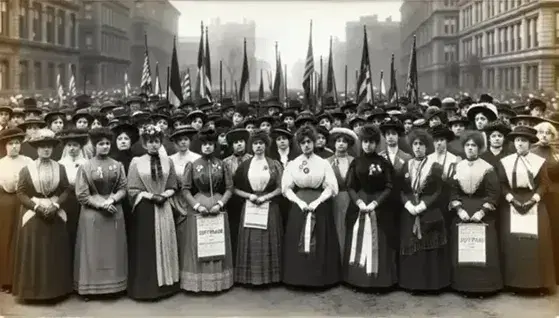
[368,164,382,175]
[303,167,310,174]
[405,172,410,179]
[263,165,269,171]
[96,166,103,178]
[196,165,203,172]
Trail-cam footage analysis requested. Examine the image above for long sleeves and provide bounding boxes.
[75,165,104,209]
[17,168,38,210]
[110,163,128,203]
[182,161,197,208]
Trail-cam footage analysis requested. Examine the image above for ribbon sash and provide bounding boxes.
[349,211,379,275]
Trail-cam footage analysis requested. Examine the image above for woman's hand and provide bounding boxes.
[248,194,258,203]
[297,200,308,211]
[366,201,378,212]
[255,196,267,205]
[307,200,320,211]
[102,198,115,211]
[470,210,484,222]
[196,205,209,215]
[209,204,221,214]
[107,205,118,215]
[457,208,470,221]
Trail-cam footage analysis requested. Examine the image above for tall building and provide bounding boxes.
[177,36,199,74]
[0,0,80,96]
[400,0,460,94]
[346,15,400,92]
[458,0,559,93]
[129,0,179,89]
[80,0,132,91]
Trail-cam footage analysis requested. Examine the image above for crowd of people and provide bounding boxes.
[0,91,558,304]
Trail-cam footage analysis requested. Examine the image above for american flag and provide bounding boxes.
[56,73,64,107]
[182,69,191,100]
[141,33,153,94]
[356,26,372,104]
[388,54,399,103]
[239,38,250,103]
[195,22,205,99]
[204,26,212,100]
[302,20,314,106]
[405,35,418,105]
[154,62,161,96]
[68,66,76,96]
[124,72,131,97]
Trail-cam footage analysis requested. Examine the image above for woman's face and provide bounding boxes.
[361,139,376,153]
[5,139,21,157]
[232,113,244,126]
[537,127,554,145]
[201,142,215,155]
[26,124,41,137]
[276,135,289,150]
[299,136,314,155]
[50,118,64,133]
[384,130,399,147]
[66,141,81,157]
[514,137,530,154]
[260,121,272,133]
[412,139,426,158]
[156,119,169,132]
[175,136,191,152]
[75,117,89,129]
[319,118,331,130]
[464,139,479,159]
[489,131,504,148]
[352,122,364,134]
[252,140,266,156]
[451,123,465,136]
[475,113,488,130]
[429,116,442,127]
[116,132,131,150]
[335,136,348,153]
[96,137,111,156]
[433,137,447,153]
[145,137,161,154]
[173,120,185,130]
[284,116,294,128]
[91,119,103,129]
[316,134,327,148]
[191,117,204,131]
[404,119,413,133]
[37,145,53,159]
[232,139,246,154]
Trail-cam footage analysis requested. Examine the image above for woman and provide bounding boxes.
[326,127,357,256]
[12,129,73,301]
[74,128,128,298]
[532,120,559,284]
[0,128,32,293]
[281,126,340,287]
[233,129,284,285]
[127,124,180,300]
[186,110,207,154]
[498,126,556,294]
[344,124,398,289]
[466,103,498,152]
[448,130,503,294]
[399,129,450,292]
[45,111,65,134]
[57,128,89,263]
[181,128,234,292]
[110,122,139,174]
[480,120,512,168]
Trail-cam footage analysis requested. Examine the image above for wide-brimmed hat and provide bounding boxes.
[0,127,26,144]
[44,111,65,124]
[329,127,358,145]
[340,101,358,112]
[28,129,59,148]
[367,108,388,122]
[186,109,207,123]
[72,109,94,124]
[349,116,366,128]
[257,115,275,126]
[195,97,214,112]
[507,126,538,143]
[467,103,498,122]
[496,103,516,117]
[447,116,469,126]
[429,124,454,141]
[509,115,544,126]
[483,120,511,136]
[330,109,347,121]
[225,128,250,145]
[170,126,198,141]
[111,122,139,145]
[295,111,316,127]
[198,127,218,143]
[0,105,13,115]
[18,118,46,130]
[271,123,293,139]
[57,128,89,146]
[380,117,405,135]
[214,117,233,130]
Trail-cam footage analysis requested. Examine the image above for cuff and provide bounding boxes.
[505,193,514,202]
[193,203,201,210]
[217,200,224,208]
[449,200,461,210]
[356,199,365,206]
[417,201,427,212]
[404,201,414,211]
[52,202,60,209]
[532,194,541,202]
[33,204,39,212]
[370,201,378,209]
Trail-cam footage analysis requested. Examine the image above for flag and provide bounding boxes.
[141,33,152,94]
[380,71,386,97]
[388,53,398,103]
[56,73,63,106]
[239,38,250,103]
[315,57,323,105]
[124,72,131,97]
[272,51,284,101]
[204,26,212,100]
[168,37,183,106]
[356,26,372,104]
[195,22,205,99]
[325,37,337,102]
[406,35,418,105]
[267,70,273,93]
[258,69,264,101]
[182,69,191,101]
[302,20,314,105]
[154,62,162,96]
[68,65,76,97]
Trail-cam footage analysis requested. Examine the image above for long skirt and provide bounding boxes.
[282,189,341,287]
[0,190,19,288]
[62,190,80,264]
[343,206,397,288]
[500,190,556,292]
[12,207,72,300]
[332,190,351,257]
[450,197,502,293]
[179,193,234,292]
[127,199,179,300]
[74,204,127,295]
[235,198,282,285]
[545,191,559,284]
[399,246,451,291]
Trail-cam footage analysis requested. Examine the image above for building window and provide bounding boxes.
[534,16,538,47]
[57,9,65,46]
[0,0,8,36]
[47,63,55,89]
[19,60,29,90]
[444,44,456,62]
[503,27,508,53]
[516,23,522,50]
[510,26,515,51]
[0,59,7,90]
[32,2,41,41]
[70,13,76,47]
[556,13,559,44]
[526,19,532,49]
[46,6,54,43]
[85,33,93,48]
[34,61,42,90]
[19,0,28,39]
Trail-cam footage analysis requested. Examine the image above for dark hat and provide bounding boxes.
[367,108,387,122]
[44,111,65,124]
[91,112,109,126]
[447,116,469,126]
[155,100,172,113]
[483,120,511,136]
[316,112,333,123]
[28,129,59,148]
[341,101,358,112]
[234,102,252,117]
[330,109,346,121]
[0,127,26,143]
[528,98,546,111]
[349,116,366,128]
[111,122,140,145]
[271,123,293,138]
[57,128,89,146]
[428,97,442,108]
[509,115,544,126]
[215,117,233,129]
[496,103,516,117]
[186,109,207,123]
[170,126,198,141]
[315,125,330,139]
[357,102,373,115]
[380,117,405,135]
[467,103,498,122]
[257,115,275,126]
[508,126,538,143]
[441,97,457,110]
[281,111,297,121]
[100,101,118,114]
[197,127,218,143]
[544,112,559,127]
[151,112,171,124]
[23,97,41,115]
[398,111,419,122]
[424,106,444,121]
[0,104,13,115]
[359,124,381,143]
[220,97,235,112]
[225,128,250,145]
[295,111,316,127]
[148,94,160,102]
[179,99,195,110]
[72,109,94,124]
[512,103,530,115]
[262,97,283,109]
[195,97,214,112]
[479,93,494,104]
[429,124,454,141]
[322,95,338,109]
[18,118,46,130]
[242,117,257,128]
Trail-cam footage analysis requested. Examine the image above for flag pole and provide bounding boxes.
[344,64,348,103]
[365,26,374,104]
[224,79,227,97]
[354,70,358,97]
[319,55,323,106]
[284,64,288,105]
[234,80,238,102]
[83,73,86,94]
[187,68,191,101]
[166,66,170,100]
[380,70,383,100]
[219,60,223,101]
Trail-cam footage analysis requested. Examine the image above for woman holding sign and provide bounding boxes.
[497,126,556,294]
[233,129,284,285]
[181,128,234,292]
[448,130,503,294]
[281,126,340,287]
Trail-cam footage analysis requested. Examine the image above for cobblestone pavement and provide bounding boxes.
[1,285,558,317]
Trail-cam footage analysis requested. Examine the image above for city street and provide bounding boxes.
[1,285,558,317]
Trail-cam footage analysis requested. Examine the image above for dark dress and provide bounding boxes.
[12,160,73,300]
[344,152,398,288]
[233,157,283,285]
[448,158,503,293]
[398,157,451,291]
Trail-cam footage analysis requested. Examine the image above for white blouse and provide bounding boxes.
[59,157,87,186]
[281,153,339,195]
[248,157,271,192]
[0,155,33,192]
[170,151,201,177]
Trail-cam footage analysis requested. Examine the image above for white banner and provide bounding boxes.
[458,223,486,265]
[243,201,269,230]
[196,213,226,261]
